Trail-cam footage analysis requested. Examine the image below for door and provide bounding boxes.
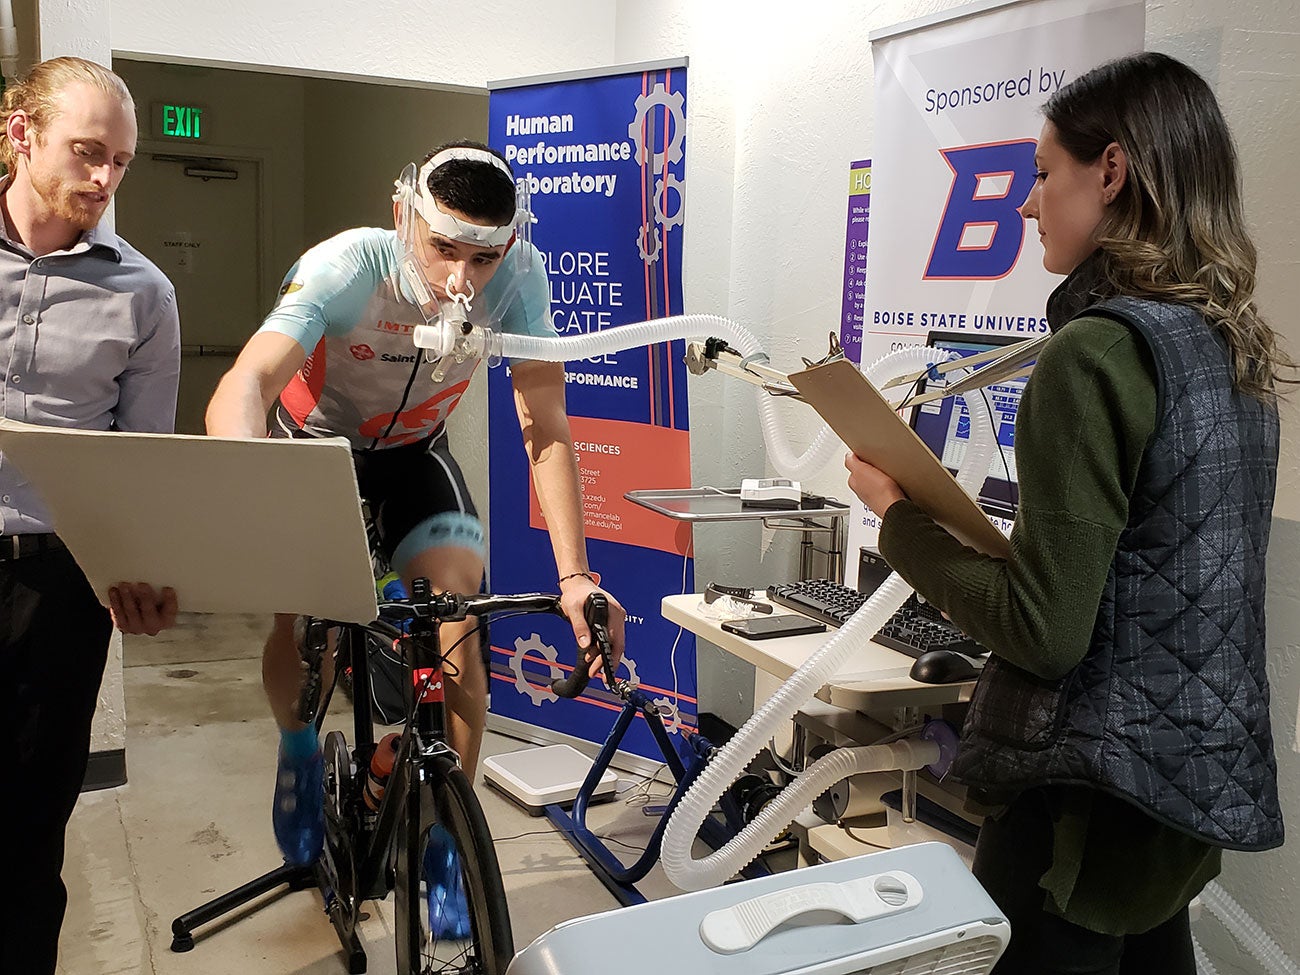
[116,152,266,434]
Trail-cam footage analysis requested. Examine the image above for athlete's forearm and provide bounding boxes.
[206,332,308,439]
[206,367,274,439]
[514,363,590,578]
[529,429,590,577]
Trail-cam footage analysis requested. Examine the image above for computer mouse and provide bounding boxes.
[909,648,980,684]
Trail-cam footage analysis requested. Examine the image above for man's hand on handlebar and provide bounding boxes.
[558,575,627,679]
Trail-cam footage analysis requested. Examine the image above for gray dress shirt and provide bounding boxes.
[0,185,181,534]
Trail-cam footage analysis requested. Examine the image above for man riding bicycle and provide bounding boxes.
[206,141,627,934]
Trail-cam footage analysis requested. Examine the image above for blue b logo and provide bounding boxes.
[925,140,1038,280]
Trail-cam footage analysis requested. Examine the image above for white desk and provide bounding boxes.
[660,593,977,712]
[663,592,982,867]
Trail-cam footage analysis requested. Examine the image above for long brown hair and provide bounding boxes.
[0,57,133,173]
[1045,51,1289,400]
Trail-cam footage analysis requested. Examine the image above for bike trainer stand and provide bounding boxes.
[170,656,369,974]
[544,686,770,907]
[169,857,367,973]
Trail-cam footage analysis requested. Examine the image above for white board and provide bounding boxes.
[0,420,378,623]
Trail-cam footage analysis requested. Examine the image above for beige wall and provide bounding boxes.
[114,59,309,309]
[301,78,487,243]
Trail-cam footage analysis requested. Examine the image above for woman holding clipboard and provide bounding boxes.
[846,52,1287,975]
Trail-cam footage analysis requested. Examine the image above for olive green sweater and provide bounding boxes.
[879,315,1220,935]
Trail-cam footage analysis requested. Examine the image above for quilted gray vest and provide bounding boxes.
[952,296,1283,851]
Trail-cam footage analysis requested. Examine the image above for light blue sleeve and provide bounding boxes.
[489,242,556,339]
[257,228,388,353]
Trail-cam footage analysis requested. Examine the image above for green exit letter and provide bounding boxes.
[162,104,203,139]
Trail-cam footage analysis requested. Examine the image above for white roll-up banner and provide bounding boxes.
[846,0,1144,579]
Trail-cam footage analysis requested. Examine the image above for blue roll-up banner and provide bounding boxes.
[487,63,694,759]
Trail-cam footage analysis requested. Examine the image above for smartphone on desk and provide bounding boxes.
[721,614,827,640]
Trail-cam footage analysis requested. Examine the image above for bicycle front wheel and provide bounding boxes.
[394,753,514,975]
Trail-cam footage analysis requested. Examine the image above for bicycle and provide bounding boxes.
[170,578,612,975]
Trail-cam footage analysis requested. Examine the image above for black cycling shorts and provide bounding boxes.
[274,425,483,572]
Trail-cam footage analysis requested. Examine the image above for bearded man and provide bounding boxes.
[0,56,181,975]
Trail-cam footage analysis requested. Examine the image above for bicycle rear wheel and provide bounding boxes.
[394,753,514,975]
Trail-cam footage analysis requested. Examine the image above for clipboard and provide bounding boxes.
[788,359,1012,560]
[0,419,379,622]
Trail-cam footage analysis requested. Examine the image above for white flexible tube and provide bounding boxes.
[494,313,755,364]
[659,346,1001,891]
[1200,881,1300,975]
[1193,936,1221,975]
[503,313,842,479]
[420,313,938,481]
[661,571,913,892]
[681,739,939,884]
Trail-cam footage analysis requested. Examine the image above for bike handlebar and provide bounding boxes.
[374,586,617,701]
[549,593,613,700]
[400,591,566,621]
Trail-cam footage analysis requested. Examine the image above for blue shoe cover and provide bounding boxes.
[424,822,471,939]
[272,737,324,867]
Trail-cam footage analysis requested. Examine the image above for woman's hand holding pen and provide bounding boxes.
[844,452,907,516]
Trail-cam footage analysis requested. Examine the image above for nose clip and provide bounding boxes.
[445,273,476,311]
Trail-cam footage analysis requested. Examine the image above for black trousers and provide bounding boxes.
[0,547,113,975]
[973,789,1197,975]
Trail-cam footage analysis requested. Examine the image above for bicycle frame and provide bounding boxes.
[170,588,581,974]
[314,593,568,939]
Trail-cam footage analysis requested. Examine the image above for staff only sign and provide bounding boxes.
[486,62,694,760]
[846,0,1142,575]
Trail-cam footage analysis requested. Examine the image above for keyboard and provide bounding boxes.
[766,579,988,659]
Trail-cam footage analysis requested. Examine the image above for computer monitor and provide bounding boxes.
[908,330,1033,522]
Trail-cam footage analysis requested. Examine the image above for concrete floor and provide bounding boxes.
[58,616,685,975]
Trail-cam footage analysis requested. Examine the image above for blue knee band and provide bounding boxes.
[392,512,485,574]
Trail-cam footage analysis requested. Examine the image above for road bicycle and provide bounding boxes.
[171,578,611,975]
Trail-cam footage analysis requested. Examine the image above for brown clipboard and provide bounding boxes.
[788,359,1011,560]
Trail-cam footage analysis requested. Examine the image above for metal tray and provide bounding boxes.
[624,487,849,523]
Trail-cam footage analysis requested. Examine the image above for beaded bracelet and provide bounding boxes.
[558,570,599,586]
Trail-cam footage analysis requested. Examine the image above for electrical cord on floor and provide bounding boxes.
[767,738,802,778]
[493,827,649,856]
[618,762,674,808]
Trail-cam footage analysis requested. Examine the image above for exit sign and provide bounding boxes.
[152,102,208,142]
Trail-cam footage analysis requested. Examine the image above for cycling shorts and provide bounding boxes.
[273,425,484,573]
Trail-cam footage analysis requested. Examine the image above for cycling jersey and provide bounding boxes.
[259,227,554,449]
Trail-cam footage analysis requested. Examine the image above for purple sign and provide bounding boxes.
[840,159,871,364]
